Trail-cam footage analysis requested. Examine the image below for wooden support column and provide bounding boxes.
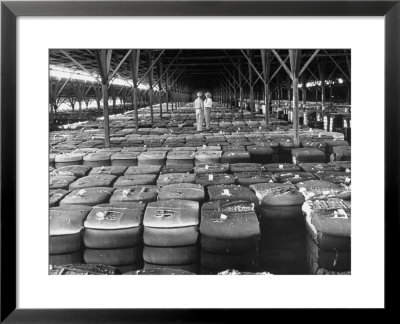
[49,81,60,123]
[229,83,233,109]
[101,83,110,146]
[286,79,291,103]
[49,102,54,123]
[94,49,134,146]
[49,97,55,123]
[129,50,140,132]
[301,75,307,105]
[93,83,102,110]
[293,76,299,141]
[302,83,307,105]
[289,49,302,148]
[317,59,326,107]
[247,50,254,118]
[71,80,86,120]
[94,50,112,148]
[239,67,243,116]
[278,84,281,107]
[165,69,169,113]
[84,95,91,109]
[111,86,116,110]
[174,86,178,110]
[345,55,351,105]
[225,82,229,109]
[261,49,271,125]
[68,97,76,111]
[148,53,154,123]
[78,92,83,117]
[321,82,325,106]
[170,87,174,111]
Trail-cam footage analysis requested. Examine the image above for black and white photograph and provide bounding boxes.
[2,0,394,316]
[48,49,351,276]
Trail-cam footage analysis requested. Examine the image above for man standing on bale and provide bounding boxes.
[194,91,204,132]
[204,92,212,131]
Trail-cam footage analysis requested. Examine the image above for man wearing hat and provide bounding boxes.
[194,91,204,132]
[204,92,213,131]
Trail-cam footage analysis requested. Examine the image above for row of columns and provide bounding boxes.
[52,49,192,148]
[215,81,350,109]
[52,49,350,149]
[214,49,351,147]
[50,81,192,117]
[216,67,350,113]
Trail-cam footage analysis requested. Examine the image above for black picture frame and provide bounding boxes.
[1,0,398,321]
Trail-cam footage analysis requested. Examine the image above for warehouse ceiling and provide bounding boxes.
[49,49,351,99]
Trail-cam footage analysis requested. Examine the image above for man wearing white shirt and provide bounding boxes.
[194,92,204,132]
[204,92,213,131]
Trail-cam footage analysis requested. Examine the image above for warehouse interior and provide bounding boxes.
[49,49,351,275]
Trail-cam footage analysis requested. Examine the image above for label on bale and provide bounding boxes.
[84,203,145,229]
[77,189,87,197]
[95,210,119,221]
[220,201,255,213]
[144,200,199,228]
[209,174,214,181]
[122,189,131,198]
[332,209,349,219]
[302,199,351,215]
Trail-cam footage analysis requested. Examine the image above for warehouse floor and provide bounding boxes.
[49,103,351,275]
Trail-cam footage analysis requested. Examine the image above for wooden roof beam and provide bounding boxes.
[240,49,267,86]
[108,49,132,82]
[54,68,79,98]
[61,50,100,82]
[299,49,320,77]
[219,60,240,88]
[271,50,293,80]
[323,49,350,82]
[268,56,289,84]
[223,50,251,86]
[137,49,165,86]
